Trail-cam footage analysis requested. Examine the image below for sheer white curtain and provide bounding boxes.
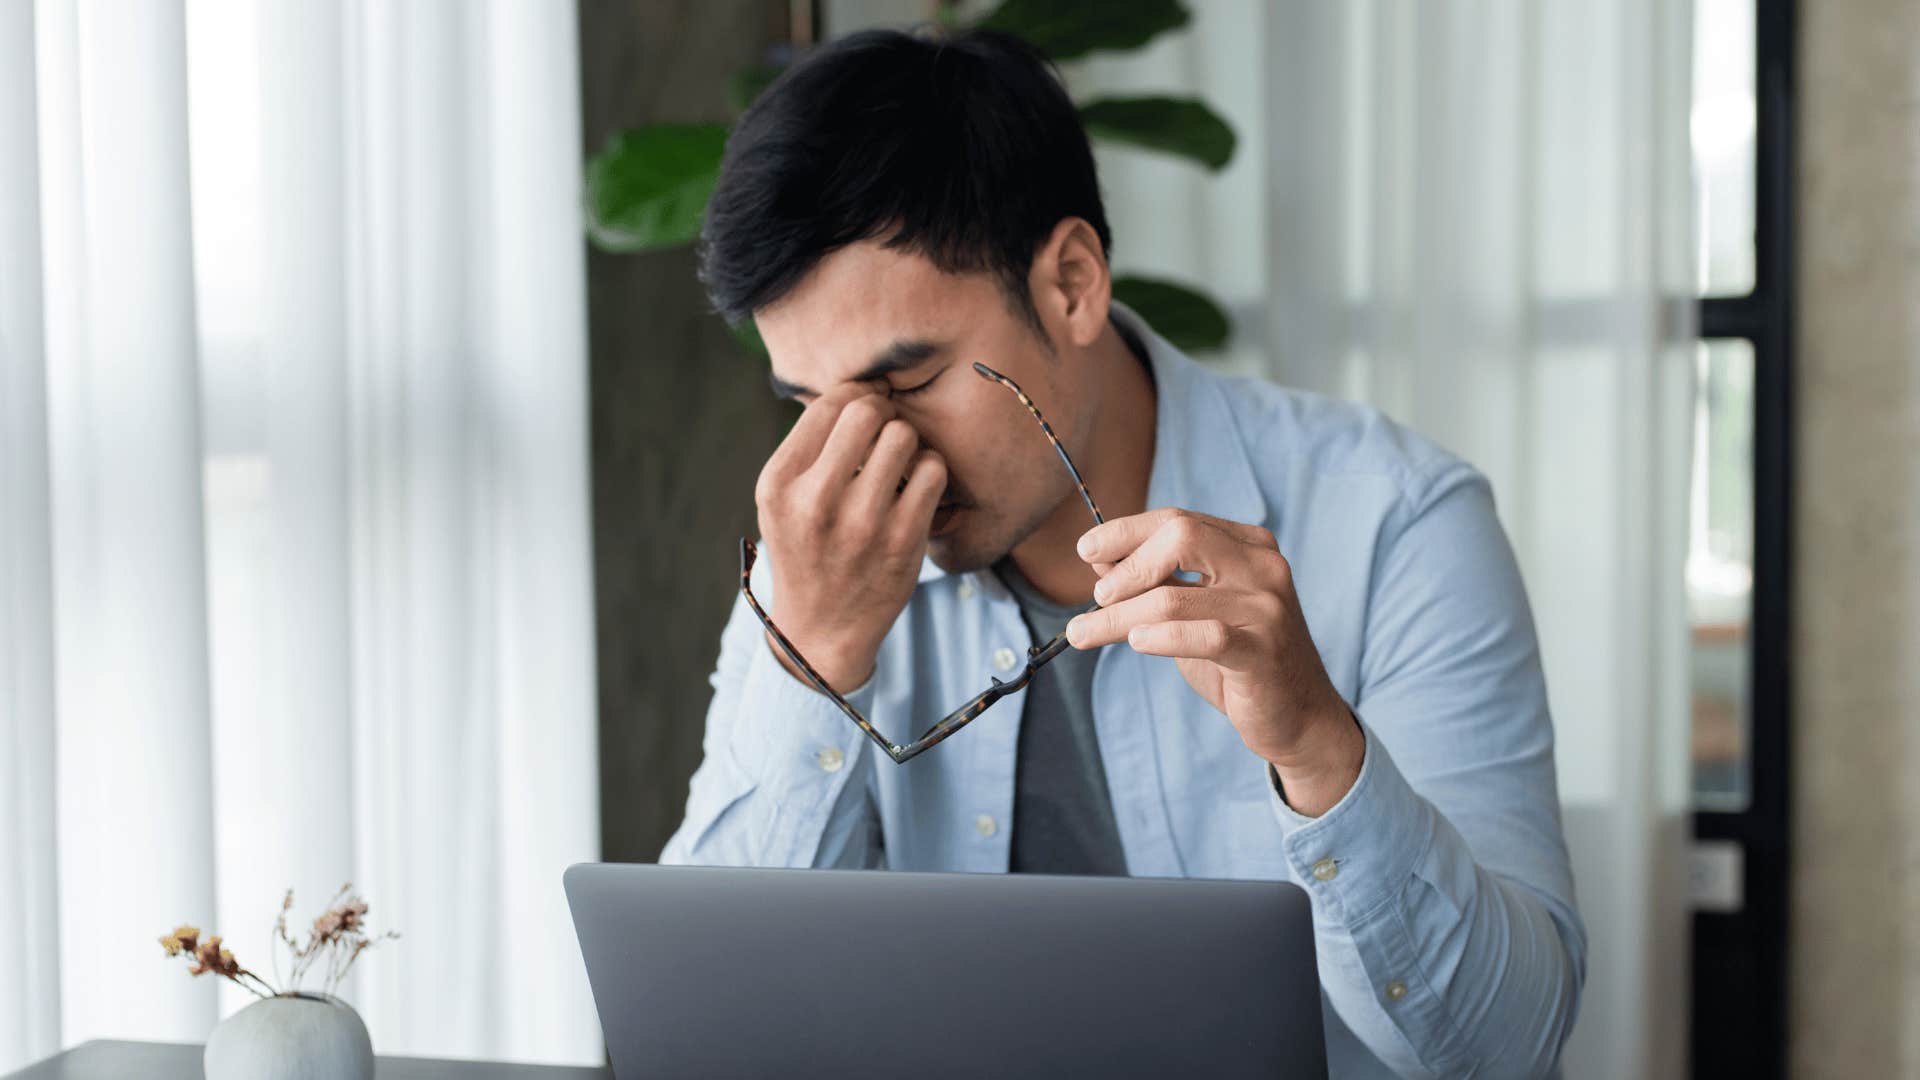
[1071,2,1696,1076]
[0,0,63,1065]
[0,0,601,1070]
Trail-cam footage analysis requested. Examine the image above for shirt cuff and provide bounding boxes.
[726,633,878,810]
[1266,720,1436,921]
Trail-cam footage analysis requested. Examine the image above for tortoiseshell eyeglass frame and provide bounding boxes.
[738,361,1105,764]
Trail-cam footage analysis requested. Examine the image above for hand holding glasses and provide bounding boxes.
[739,361,1103,764]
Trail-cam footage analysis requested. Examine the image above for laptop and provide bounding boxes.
[564,863,1327,1078]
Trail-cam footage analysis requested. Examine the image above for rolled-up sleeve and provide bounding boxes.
[1268,463,1586,1078]
[658,554,883,870]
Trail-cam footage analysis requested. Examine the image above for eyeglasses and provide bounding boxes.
[738,361,1104,764]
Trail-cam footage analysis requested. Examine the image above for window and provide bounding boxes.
[1688,2,1793,1077]
[1693,0,1757,298]
[1688,338,1754,809]
[1687,0,1759,812]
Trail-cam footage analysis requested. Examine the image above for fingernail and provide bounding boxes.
[1076,532,1096,559]
[1066,616,1083,645]
[1092,578,1111,605]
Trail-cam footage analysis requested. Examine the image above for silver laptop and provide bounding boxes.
[565,863,1327,1078]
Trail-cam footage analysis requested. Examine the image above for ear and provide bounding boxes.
[1028,217,1110,350]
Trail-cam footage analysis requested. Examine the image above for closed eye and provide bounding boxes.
[891,369,944,397]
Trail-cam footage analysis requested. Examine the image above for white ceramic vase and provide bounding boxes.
[203,991,374,1080]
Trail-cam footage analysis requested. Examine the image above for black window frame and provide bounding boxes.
[1690,0,1794,1075]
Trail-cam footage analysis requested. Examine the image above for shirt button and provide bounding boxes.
[957,579,976,600]
[975,814,998,837]
[1384,980,1408,1002]
[993,647,1018,672]
[815,747,844,773]
[1310,857,1339,882]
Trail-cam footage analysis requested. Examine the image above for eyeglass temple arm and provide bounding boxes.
[970,362,1105,527]
[891,614,1095,762]
[738,537,909,760]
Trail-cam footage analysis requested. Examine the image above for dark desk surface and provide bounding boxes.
[4,1040,612,1079]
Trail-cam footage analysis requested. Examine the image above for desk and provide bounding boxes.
[4,1040,612,1079]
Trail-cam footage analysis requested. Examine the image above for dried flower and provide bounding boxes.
[159,924,201,957]
[188,936,237,977]
[161,885,397,1000]
[167,880,399,999]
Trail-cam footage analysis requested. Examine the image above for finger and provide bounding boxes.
[1066,583,1224,649]
[808,393,897,488]
[1124,619,1247,664]
[885,448,947,548]
[1091,514,1258,607]
[845,419,921,519]
[765,382,885,482]
[1074,507,1182,566]
[1077,507,1276,565]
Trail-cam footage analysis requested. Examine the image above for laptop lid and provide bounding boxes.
[564,863,1326,1079]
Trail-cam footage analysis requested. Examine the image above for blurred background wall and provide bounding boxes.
[1790,1,1920,1075]
[579,0,797,867]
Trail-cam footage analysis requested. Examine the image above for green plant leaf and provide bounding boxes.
[975,0,1189,61]
[1111,275,1230,352]
[1078,96,1236,171]
[728,64,784,115]
[583,123,731,254]
[728,317,767,356]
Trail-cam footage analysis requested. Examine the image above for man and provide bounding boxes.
[661,27,1584,1079]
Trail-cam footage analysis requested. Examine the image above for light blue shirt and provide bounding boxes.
[662,308,1586,1078]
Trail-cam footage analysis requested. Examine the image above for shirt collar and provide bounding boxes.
[916,300,1267,585]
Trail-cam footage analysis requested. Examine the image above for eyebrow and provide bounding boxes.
[768,339,945,401]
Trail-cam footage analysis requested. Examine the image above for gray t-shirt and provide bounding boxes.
[992,558,1130,876]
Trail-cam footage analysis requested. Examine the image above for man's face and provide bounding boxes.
[755,240,1087,574]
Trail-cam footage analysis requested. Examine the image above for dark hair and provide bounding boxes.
[698,27,1111,330]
